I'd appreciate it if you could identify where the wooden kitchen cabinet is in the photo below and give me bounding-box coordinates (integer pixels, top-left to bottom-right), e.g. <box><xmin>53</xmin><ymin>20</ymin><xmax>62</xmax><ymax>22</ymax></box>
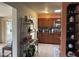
<box><xmin>37</xmin><ymin>32</ymin><xmax>60</xmax><ymax>44</ymax></box>
<box><xmin>38</xmin><ymin>18</ymin><xmax>44</xmax><ymax>28</ymax></box>
<box><xmin>38</xmin><ymin>18</ymin><xmax>54</xmax><ymax>28</ymax></box>
<box><xmin>38</xmin><ymin>32</ymin><xmax>47</xmax><ymax>43</ymax></box>
<box><xmin>38</xmin><ymin>18</ymin><xmax>61</xmax><ymax>44</ymax></box>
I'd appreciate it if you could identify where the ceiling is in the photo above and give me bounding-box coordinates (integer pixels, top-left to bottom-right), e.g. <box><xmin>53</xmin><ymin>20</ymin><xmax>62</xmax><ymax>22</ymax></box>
<box><xmin>24</xmin><ymin>2</ymin><xmax>61</xmax><ymax>13</ymax></box>
<box><xmin>6</xmin><ymin>2</ymin><xmax>61</xmax><ymax>13</ymax></box>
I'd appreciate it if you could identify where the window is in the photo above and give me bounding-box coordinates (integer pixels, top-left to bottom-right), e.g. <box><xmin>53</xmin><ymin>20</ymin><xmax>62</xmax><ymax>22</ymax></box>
<box><xmin>6</xmin><ymin>21</ymin><xmax>12</xmax><ymax>47</ymax></box>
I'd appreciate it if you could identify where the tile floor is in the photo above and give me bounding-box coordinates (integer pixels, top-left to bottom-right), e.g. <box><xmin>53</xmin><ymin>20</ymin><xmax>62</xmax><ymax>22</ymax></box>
<box><xmin>36</xmin><ymin>43</ymin><xmax>60</xmax><ymax>57</ymax></box>
<box><xmin>0</xmin><ymin>43</ymin><xmax>60</xmax><ymax>57</ymax></box>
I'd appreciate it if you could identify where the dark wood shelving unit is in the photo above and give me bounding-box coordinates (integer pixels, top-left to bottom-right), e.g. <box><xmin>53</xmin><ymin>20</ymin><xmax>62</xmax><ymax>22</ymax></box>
<box><xmin>66</xmin><ymin>3</ymin><xmax>79</xmax><ymax>57</ymax></box>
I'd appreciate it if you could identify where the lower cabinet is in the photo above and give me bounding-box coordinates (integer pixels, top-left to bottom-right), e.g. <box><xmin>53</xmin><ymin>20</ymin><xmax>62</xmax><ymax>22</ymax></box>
<box><xmin>37</xmin><ymin>32</ymin><xmax>60</xmax><ymax>44</ymax></box>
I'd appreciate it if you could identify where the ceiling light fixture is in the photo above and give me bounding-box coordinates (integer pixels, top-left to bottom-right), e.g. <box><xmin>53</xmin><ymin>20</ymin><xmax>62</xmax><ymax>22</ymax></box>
<box><xmin>40</xmin><ymin>11</ymin><xmax>49</xmax><ymax>13</ymax></box>
<box><xmin>44</xmin><ymin>11</ymin><xmax>49</xmax><ymax>13</ymax></box>
<box><xmin>54</xmin><ymin>9</ymin><xmax>61</xmax><ymax>13</ymax></box>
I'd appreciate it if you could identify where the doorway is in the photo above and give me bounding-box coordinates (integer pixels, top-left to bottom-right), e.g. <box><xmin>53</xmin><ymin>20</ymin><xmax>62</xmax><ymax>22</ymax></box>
<box><xmin>6</xmin><ymin>2</ymin><xmax>62</xmax><ymax>57</ymax></box>
<box><xmin>0</xmin><ymin>3</ymin><xmax>17</xmax><ymax>57</ymax></box>
<box><xmin>37</xmin><ymin>15</ymin><xmax>61</xmax><ymax>57</ymax></box>
<box><xmin>0</xmin><ymin>18</ymin><xmax>12</xmax><ymax>57</ymax></box>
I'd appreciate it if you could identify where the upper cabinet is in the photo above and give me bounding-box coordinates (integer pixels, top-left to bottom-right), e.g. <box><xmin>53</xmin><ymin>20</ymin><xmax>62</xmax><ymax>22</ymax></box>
<box><xmin>38</xmin><ymin>18</ymin><xmax>53</xmax><ymax>28</ymax></box>
<box><xmin>38</xmin><ymin>18</ymin><xmax>60</xmax><ymax>28</ymax></box>
<box><xmin>38</xmin><ymin>13</ymin><xmax>61</xmax><ymax>28</ymax></box>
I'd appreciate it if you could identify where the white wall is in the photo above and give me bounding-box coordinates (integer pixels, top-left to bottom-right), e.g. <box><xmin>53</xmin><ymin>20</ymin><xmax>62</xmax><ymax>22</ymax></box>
<box><xmin>12</xmin><ymin>8</ymin><xmax>17</xmax><ymax>57</ymax></box>
<box><xmin>20</xmin><ymin>6</ymin><xmax>38</xmax><ymax>40</ymax></box>
<box><xmin>0</xmin><ymin>3</ymin><xmax>12</xmax><ymax>18</ymax></box>
<box><xmin>0</xmin><ymin>20</ymin><xmax>2</xmax><ymax>43</ymax></box>
<box><xmin>17</xmin><ymin>5</ymin><xmax>38</xmax><ymax>57</ymax></box>
<box><xmin>21</xmin><ymin>6</ymin><xmax>38</xmax><ymax>31</ymax></box>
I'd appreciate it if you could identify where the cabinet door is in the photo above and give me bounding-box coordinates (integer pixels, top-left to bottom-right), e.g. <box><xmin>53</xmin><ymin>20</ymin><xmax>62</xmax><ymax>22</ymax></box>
<box><xmin>48</xmin><ymin>18</ymin><xmax>54</xmax><ymax>28</ymax></box>
<box><xmin>45</xmin><ymin>18</ymin><xmax>55</xmax><ymax>28</ymax></box>
<box><xmin>45</xmin><ymin>18</ymin><xmax>49</xmax><ymax>28</ymax></box>
<box><xmin>38</xmin><ymin>32</ymin><xmax>48</xmax><ymax>43</ymax></box>
<box><xmin>39</xmin><ymin>18</ymin><xmax>49</xmax><ymax>28</ymax></box>
<box><xmin>43</xmin><ymin>18</ymin><xmax>53</xmax><ymax>28</ymax></box>
<box><xmin>38</xmin><ymin>18</ymin><xmax>44</xmax><ymax>28</ymax></box>
<box><xmin>45</xmin><ymin>33</ymin><xmax>53</xmax><ymax>44</ymax></box>
<box><xmin>38</xmin><ymin>18</ymin><xmax>57</xmax><ymax>28</ymax></box>
<box><xmin>37</xmin><ymin>32</ymin><xmax>42</xmax><ymax>42</ymax></box>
